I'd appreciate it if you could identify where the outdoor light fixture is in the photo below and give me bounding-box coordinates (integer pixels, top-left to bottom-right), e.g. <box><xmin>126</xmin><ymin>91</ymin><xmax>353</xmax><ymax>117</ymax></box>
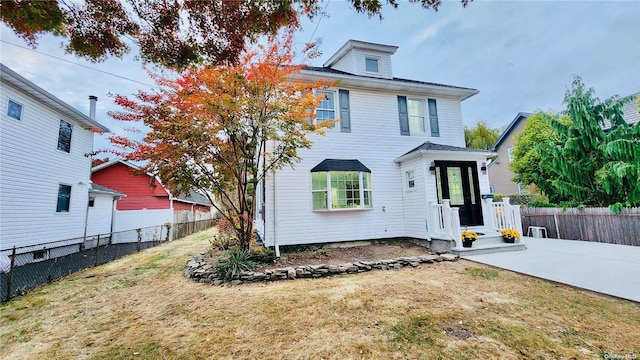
<box><xmin>481</xmin><ymin>162</ymin><xmax>487</xmax><ymax>174</ymax></box>
<box><xmin>429</xmin><ymin>162</ymin><xmax>436</xmax><ymax>175</ymax></box>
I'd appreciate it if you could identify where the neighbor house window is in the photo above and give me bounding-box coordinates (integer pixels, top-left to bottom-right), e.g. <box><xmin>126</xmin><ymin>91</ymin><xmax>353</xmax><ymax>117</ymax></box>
<box><xmin>57</xmin><ymin>120</ymin><xmax>73</xmax><ymax>152</ymax></box>
<box><xmin>311</xmin><ymin>159</ymin><xmax>372</xmax><ymax>210</ymax></box>
<box><xmin>406</xmin><ymin>170</ymin><xmax>415</xmax><ymax>189</ymax></box>
<box><xmin>365</xmin><ymin>57</ymin><xmax>379</xmax><ymax>73</ymax></box>
<box><xmin>507</xmin><ymin>147</ymin><xmax>514</xmax><ymax>162</ymax></box>
<box><xmin>7</xmin><ymin>99</ymin><xmax>22</xmax><ymax>120</ymax></box>
<box><xmin>408</xmin><ymin>99</ymin><xmax>426</xmax><ymax>133</ymax></box>
<box><xmin>315</xmin><ymin>90</ymin><xmax>335</xmax><ymax>127</ymax></box>
<box><xmin>57</xmin><ymin>184</ymin><xmax>71</xmax><ymax>212</ymax></box>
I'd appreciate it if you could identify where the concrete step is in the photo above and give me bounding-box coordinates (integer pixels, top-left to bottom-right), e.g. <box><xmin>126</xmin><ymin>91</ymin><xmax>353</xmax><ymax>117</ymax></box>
<box><xmin>452</xmin><ymin>241</ymin><xmax>527</xmax><ymax>256</ymax></box>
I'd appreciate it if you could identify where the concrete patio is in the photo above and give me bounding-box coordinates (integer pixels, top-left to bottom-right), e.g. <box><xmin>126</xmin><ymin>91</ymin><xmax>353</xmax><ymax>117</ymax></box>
<box><xmin>462</xmin><ymin>236</ymin><xmax>640</xmax><ymax>302</ymax></box>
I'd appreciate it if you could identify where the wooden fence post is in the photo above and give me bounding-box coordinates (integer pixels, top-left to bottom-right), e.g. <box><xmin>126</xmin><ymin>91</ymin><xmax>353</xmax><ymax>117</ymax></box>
<box><xmin>136</xmin><ymin>229</ymin><xmax>142</xmax><ymax>252</ymax></box>
<box><xmin>165</xmin><ymin>224</ymin><xmax>171</xmax><ymax>242</ymax></box>
<box><xmin>5</xmin><ymin>247</ymin><xmax>16</xmax><ymax>302</ymax></box>
<box><xmin>94</xmin><ymin>234</ymin><xmax>100</xmax><ymax>267</ymax></box>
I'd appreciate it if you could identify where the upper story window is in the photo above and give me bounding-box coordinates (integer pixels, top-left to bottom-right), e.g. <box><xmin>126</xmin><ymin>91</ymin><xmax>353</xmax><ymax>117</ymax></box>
<box><xmin>398</xmin><ymin>96</ymin><xmax>439</xmax><ymax>136</ymax></box>
<box><xmin>365</xmin><ymin>57</ymin><xmax>379</xmax><ymax>73</ymax></box>
<box><xmin>57</xmin><ymin>184</ymin><xmax>72</xmax><ymax>212</ymax></box>
<box><xmin>311</xmin><ymin>159</ymin><xmax>372</xmax><ymax>211</ymax></box>
<box><xmin>408</xmin><ymin>99</ymin><xmax>426</xmax><ymax>133</ymax></box>
<box><xmin>406</xmin><ymin>170</ymin><xmax>415</xmax><ymax>189</ymax></box>
<box><xmin>57</xmin><ymin>119</ymin><xmax>73</xmax><ymax>153</ymax></box>
<box><xmin>7</xmin><ymin>99</ymin><xmax>23</xmax><ymax>120</ymax></box>
<box><xmin>507</xmin><ymin>147</ymin><xmax>514</xmax><ymax>162</ymax></box>
<box><xmin>315</xmin><ymin>90</ymin><xmax>336</xmax><ymax>127</ymax></box>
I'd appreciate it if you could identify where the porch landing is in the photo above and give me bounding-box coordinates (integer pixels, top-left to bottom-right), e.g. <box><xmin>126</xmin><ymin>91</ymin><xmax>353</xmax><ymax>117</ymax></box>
<box><xmin>451</xmin><ymin>229</ymin><xmax>527</xmax><ymax>256</ymax></box>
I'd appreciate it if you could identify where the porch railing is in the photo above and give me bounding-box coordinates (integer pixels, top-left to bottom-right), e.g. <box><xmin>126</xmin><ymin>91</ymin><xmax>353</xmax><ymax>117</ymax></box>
<box><xmin>429</xmin><ymin>200</ymin><xmax>463</xmax><ymax>248</ymax></box>
<box><xmin>490</xmin><ymin>197</ymin><xmax>523</xmax><ymax>235</ymax></box>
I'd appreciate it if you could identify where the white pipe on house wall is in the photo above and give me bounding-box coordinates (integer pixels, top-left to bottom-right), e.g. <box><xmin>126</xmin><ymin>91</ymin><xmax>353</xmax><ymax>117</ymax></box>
<box><xmin>274</xmin><ymin>168</ymin><xmax>280</xmax><ymax>258</ymax></box>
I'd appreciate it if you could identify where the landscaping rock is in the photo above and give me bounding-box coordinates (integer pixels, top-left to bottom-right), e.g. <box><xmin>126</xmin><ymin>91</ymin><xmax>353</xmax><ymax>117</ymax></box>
<box><xmin>184</xmin><ymin>248</ymin><xmax>457</xmax><ymax>285</ymax></box>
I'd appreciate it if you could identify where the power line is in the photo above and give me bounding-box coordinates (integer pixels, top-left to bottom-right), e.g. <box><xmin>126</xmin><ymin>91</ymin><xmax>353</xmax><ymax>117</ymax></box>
<box><xmin>0</xmin><ymin>40</ymin><xmax>157</xmax><ymax>88</ymax></box>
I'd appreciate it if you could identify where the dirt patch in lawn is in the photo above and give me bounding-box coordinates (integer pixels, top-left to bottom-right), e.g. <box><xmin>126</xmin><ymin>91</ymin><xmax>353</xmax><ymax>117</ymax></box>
<box><xmin>271</xmin><ymin>241</ymin><xmax>433</xmax><ymax>268</ymax></box>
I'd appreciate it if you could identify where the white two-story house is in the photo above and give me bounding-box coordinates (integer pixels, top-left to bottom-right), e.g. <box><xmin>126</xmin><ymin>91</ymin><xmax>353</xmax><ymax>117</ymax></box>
<box><xmin>1</xmin><ymin>64</ymin><xmax>111</xmax><ymax>265</ymax></box>
<box><xmin>255</xmin><ymin>40</ymin><xmax>522</xmax><ymax>254</ymax></box>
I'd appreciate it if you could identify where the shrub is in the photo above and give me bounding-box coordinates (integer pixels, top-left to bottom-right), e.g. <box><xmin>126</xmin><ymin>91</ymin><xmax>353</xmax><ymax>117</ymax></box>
<box><xmin>248</xmin><ymin>247</ymin><xmax>276</xmax><ymax>264</ymax></box>
<box><xmin>215</xmin><ymin>249</ymin><xmax>257</xmax><ymax>281</ymax></box>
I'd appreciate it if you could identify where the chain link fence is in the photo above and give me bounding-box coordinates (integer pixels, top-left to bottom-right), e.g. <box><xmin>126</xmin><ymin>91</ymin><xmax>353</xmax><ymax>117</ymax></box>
<box><xmin>1</xmin><ymin>219</ymin><xmax>216</xmax><ymax>302</ymax></box>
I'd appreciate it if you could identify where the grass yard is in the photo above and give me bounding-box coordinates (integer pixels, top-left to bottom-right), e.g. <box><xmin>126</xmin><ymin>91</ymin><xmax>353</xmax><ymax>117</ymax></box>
<box><xmin>1</xmin><ymin>228</ymin><xmax>639</xmax><ymax>359</ymax></box>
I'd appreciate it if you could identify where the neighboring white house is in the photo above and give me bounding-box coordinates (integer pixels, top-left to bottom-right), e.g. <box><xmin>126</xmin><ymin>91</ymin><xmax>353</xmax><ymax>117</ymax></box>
<box><xmin>0</xmin><ymin>63</ymin><xmax>110</xmax><ymax>263</ymax></box>
<box><xmin>255</xmin><ymin>40</ymin><xmax>521</xmax><ymax>254</ymax></box>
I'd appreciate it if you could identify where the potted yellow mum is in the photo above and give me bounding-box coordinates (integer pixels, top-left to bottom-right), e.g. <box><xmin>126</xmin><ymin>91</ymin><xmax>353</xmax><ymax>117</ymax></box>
<box><xmin>461</xmin><ymin>230</ymin><xmax>478</xmax><ymax>248</ymax></box>
<box><xmin>500</xmin><ymin>228</ymin><xmax>521</xmax><ymax>243</ymax></box>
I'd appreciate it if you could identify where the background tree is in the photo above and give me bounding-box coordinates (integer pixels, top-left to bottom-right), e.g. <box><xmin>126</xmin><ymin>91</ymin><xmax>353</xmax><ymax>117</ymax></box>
<box><xmin>1</xmin><ymin>0</ymin><xmax>471</xmax><ymax>68</ymax></box>
<box><xmin>509</xmin><ymin>112</ymin><xmax>564</xmax><ymax>203</ymax></box>
<box><xmin>536</xmin><ymin>77</ymin><xmax>639</xmax><ymax>208</ymax></box>
<box><xmin>464</xmin><ymin>121</ymin><xmax>500</xmax><ymax>150</ymax></box>
<box><xmin>108</xmin><ymin>34</ymin><xmax>332</xmax><ymax>250</ymax></box>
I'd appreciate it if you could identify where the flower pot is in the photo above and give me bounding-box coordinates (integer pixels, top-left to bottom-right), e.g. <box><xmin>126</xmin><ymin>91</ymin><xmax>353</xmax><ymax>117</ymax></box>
<box><xmin>503</xmin><ymin>237</ymin><xmax>516</xmax><ymax>243</ymax></box>
<box><xmin>462</xmin><ymin>239</ymin><xmax>474</xmax><ymax>248</ymax></box>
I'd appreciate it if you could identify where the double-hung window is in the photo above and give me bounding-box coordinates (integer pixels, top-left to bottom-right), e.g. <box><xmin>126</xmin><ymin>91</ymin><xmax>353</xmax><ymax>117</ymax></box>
<box><xmin>408</xmin><ymin>99</ymin><xmax>426</xmax><ymax>133</ymax></box>
<box><xmin>311</xmin><ymin>159</ymin><xmax>372</xmax><ymax>210</ymax></box>
<box><xmin>315</xmin><ymin>90</ymin><xmax>335</xmax><ymax>127</ymax></box>
<box><xmin>406</xmin><ymin>170</ymin><xmax>415</xmax><ymax>189</ymax></box>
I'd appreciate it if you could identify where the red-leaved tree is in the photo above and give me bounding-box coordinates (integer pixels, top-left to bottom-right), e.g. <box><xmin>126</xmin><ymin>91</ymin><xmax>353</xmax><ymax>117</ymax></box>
<box><xmin>108</xmin><ymin>34</ymin><xmax>332</xmax><ymax>250</ymax></box>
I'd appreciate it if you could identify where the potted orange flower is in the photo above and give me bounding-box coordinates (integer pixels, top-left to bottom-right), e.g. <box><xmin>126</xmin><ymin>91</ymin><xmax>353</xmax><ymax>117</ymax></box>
<box><xmin>461</xmin><ymin>230</ymin><xmax>478</xmax><ymax>248</ymax></box>
<box><xmin>500</xmin><ymin>228</ymin><xmax>521</xmax><ymax>243</ymax></box>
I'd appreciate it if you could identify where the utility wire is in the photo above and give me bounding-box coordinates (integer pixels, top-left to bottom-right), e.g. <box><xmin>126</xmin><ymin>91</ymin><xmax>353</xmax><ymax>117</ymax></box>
<box><xmin>0</xmin><ymin>40</ymin><xmax>157</xmax><ymax>88</ymax></box>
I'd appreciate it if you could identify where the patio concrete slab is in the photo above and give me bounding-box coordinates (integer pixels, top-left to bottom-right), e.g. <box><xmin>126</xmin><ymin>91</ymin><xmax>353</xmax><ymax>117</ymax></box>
<box><xmin>462</xmin><ymin>237</ymin><xmax>640</xmax><ymax>302</ymax></box>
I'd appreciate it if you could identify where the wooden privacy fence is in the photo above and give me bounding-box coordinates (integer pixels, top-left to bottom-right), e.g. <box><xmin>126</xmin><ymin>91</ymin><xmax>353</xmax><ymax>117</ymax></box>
<box><xmin>521</xmin><ymin>207</ymin><xmax>640</xmax><ymax>246</ymax></box>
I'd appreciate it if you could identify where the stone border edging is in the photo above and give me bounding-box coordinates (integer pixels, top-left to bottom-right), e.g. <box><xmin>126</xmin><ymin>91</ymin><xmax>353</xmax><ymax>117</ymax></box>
<box><xmin>184</xmin><ymin>253</ymin><xmax>459</xmax><ymax>285</ymax></box>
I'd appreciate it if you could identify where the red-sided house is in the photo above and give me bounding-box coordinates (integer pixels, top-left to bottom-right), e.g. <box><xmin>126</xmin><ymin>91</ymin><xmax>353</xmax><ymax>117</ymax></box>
<box><xmin>91</xmin><ymin>159</ymin><xmax>212</xmax><ymax>232</ymax></box>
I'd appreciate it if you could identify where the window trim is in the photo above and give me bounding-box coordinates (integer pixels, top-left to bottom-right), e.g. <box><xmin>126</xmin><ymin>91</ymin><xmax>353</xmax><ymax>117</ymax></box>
<box><xmin>56</xmin><ymin>184</ymin><xmax>72</xmax><ymax>213</ymax></box>
<box><xmin>408</xmin><ymin>98</ymin><xmax>426</xmax><ymax>134</ymax></box>
<box><xmin>311</xmin><ymin>171</ymin><xmax>373</xmax><ymax>211</ymax></box>
<box><xmin>7</xmin><ymin>99</ymin><xmax>23</xmax><ymax>121</ymax></box>
<box><xmin>507</xmin><ymin>147</ymin><xmax>514</xmax><ymax>162</ymax></box>
<box><xmin>314</xmin><ymin>89</ymin><xmax>337</xmax><ymax>128</ymax></box>
<box><xmin>364</xmin><ymin>56</ymin><xmax>380</xmax><ymax>73</ymax></box>
<box><xmin>57</xmin><ymin>119</ymin><xmax>73</xmax><ymax>153</ymax></box>
<box><xmin>406</xmin><ymin>170</ymin><xmax>416</xmax><ymax>190</ymax></box>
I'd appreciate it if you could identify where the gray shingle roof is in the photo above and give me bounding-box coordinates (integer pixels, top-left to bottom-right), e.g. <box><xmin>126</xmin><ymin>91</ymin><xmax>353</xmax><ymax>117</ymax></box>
<box><xmin>310</xmin><ymin>159</ymin><xmax>371</xmax><ymax>173</ymax></box>
<box><xmin>491</xmin><ymin>112</ymin><xmax>532</xmax><ymax>151</ymax></box>
<box><xmin>303</xmin><ymin>66</ymin><xmax>478</xmax><ymax>92</ymax></box>
<box><xmin>401</xmin><ymin>141</ymin><xmax>494</xmax><ymax>157</ymax></box>
<box><xmin>89</xmin><ymin>183</ymin><xmax>124</xmax><ymax>197</ymax></box>
<box><xmin>621</xmin><ymin>92</ymin><xmax>640</xmax><ymax>125</ymax></box>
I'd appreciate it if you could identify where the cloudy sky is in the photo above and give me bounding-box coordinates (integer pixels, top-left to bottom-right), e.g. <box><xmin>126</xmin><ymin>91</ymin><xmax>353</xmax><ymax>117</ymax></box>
<box><xmin>1</xmin><ymin>1</ymin><xmax>639</xmax><ymax>152</ymax></box>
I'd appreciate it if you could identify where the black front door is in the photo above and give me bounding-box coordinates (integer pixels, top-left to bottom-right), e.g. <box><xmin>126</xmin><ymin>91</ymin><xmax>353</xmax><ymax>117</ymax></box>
<box><xmin>435</xmin><ymin>161</ymin><xmax>483</xmax><ymax>226</ymax></box>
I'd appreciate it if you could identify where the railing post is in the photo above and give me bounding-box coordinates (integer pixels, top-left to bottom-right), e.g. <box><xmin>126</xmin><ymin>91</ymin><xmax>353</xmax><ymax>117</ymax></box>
<box><xmin>6</xmin><ymin>247</ymin><xmax>16</xmax><ymax>302</ymax></box>
<box><xmin>482</xmin><ymin>198</ymin><xmax>496</xmax><ymax>232</ymax></box>
<box><xmin>136</xmin><ymin>228</ymin><xmax>142</xmax><ymax>252</ymax></box>
<box><xmin>451</xmin><ymin>208</ymin><xmax>462</xmax><ymax>248</ymax></box>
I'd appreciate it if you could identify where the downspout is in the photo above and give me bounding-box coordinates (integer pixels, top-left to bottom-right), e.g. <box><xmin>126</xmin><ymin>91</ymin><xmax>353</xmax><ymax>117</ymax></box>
<box><xmin>83</xmin><ymin>96</ymin><xmax>98</xmax><ymax>245</ymax></box>
<box><xmin>273</xmin><ymin>167</ymin><xmax>280</xmax><ymax>258</ymax></box>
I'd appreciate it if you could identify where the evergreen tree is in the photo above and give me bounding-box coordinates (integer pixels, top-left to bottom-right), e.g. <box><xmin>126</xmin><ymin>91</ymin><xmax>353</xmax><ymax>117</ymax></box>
<box><xmin>538</xmin><ymin>77</ymin><xmax>639</xmax><ymax>208</ymax></box>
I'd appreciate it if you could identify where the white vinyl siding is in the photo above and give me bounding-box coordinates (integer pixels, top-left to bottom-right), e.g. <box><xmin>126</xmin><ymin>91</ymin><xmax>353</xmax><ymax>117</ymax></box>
<box><xmin>0</xmin><ymin>82</ymin><xmax>94</xmax><ymax>249</ymax></box>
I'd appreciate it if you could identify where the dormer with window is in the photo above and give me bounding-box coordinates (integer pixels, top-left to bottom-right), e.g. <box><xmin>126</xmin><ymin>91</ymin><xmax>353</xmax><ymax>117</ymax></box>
<box><xmin>323</xmin><ymin>40</ymin><xmax>398</xmax><ymax>79</ymax></box>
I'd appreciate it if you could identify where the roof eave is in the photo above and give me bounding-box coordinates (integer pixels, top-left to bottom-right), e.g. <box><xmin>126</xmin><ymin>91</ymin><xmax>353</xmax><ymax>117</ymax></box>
<box><xmin>395</xmin><ymin>149</ymin><xmax>496</xmax><ymax>163</ymax></box>
<box><xmin>292</xmin><ymin>70</ymin><xmax>479</xmax><ymax>100</ymax></box>
<box><xmin>1</xmin><ymin>63</ymin><xmax>110</xmax><ymax>133</ymax></box>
